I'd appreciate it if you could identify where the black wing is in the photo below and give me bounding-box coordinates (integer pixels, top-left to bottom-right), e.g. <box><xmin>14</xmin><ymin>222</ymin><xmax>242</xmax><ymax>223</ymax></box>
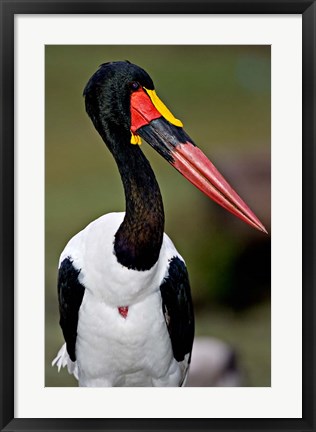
<box><xmin>159</xmin><ymin>256</ymin><xmax>195</xmax><ymax>363</ymax></box>
<box><xmin>57</xmin><ymin>257</ymin><xmax>85</xmax><ymax>362</ymax></box>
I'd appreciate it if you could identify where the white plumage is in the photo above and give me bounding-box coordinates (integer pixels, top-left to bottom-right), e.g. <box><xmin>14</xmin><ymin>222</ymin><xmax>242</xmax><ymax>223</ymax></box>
<box><xmin>53</xmin><ymin>212</ymin><xmax>189</xmax><ymax>386</ymax></box>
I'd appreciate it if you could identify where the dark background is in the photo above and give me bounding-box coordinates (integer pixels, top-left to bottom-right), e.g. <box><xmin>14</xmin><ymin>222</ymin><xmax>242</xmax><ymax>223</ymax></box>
<box><xmin>45</xmin><ymin>45</ymin><xmax>271</xmax><ymax>387</ymax></box>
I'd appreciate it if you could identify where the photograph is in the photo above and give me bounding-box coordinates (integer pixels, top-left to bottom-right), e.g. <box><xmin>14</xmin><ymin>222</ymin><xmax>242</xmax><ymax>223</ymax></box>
<box><xmin>45</xmin><ymin>45</ymin><xmax>271</xmax><ymax>388</ymax></box>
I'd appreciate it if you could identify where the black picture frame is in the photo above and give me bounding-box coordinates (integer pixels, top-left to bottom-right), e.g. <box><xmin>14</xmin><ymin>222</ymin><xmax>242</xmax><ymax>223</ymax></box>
<box><xmin>0</xmin><ymin>1</ymin><xmax>315</xmax><ymax>431</ymax></box>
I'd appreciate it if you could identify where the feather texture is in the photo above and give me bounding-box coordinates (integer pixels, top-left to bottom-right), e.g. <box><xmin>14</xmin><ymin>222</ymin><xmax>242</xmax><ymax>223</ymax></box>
<box><xmin>54</xmin><ymin>212</ymin><xmax>193</xmax><ymax>386</ymax></box>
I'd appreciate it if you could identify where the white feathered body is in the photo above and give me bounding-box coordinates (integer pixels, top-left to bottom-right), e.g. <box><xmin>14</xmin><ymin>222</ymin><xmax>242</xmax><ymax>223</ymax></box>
<box><xmin>53</xmin><ymin>212</ymin><xmax>188</xmax><ymax>387</ymax></box>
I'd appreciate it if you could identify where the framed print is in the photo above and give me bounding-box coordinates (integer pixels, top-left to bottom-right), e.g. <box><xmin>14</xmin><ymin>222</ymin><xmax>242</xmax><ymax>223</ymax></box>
<box><xmin>1</xmin><ymin>1</ymin><xmax>315</xmax><ymax>431</ymax></box>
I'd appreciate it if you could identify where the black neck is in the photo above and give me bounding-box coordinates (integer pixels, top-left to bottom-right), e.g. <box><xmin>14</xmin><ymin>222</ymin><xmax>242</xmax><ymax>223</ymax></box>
<box><xmin>104</xmin><ymin>129</ymin><xmax>165</xmax><ymax>271</ymax></box>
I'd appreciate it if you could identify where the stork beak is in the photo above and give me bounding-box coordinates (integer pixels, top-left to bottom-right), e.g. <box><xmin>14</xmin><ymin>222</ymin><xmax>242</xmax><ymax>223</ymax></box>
<box><xmin>130</xmin><ymin>88</ymin><xmax>267</xmax><ymax>233</ymax></box>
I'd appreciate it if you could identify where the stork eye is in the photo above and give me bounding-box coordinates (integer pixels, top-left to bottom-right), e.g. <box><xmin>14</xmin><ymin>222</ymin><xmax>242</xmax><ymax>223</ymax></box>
<box><xmin>130</xmin><ymin>81</ymin><xmax>140</xmax><ymax>91</ymax></box>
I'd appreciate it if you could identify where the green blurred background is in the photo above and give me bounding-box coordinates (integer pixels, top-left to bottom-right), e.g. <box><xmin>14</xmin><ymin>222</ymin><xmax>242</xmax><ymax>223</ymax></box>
<box><xmin>45</xmin><ymin>45</ymin><xmax>271</xmax><ymax>387</ymax></box>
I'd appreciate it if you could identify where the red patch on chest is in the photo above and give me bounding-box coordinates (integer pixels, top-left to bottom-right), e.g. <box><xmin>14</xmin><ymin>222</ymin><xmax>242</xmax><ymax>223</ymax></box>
<box><xmin>118</xmin><ymin>306</ymin><xmax>129</xmax><ymax>319</ymax></box>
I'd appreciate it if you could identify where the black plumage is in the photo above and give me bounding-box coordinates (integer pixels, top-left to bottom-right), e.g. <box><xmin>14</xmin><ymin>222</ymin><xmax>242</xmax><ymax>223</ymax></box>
<box><xmin>58</xmin><ymin>257</ymin><xmax>85</xmax><ymax>361</ymax></box>
<box><xmin>160</xmin><ymin>256</ymin><xmax>194</xmax><ymax>363</ymax></box>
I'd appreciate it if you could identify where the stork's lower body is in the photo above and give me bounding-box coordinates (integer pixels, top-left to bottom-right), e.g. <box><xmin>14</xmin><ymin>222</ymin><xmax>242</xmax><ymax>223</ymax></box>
<box><xmin>53</xmin><ymin>212</ymin><xmax>192</xmax><ymax>387</ymax></box>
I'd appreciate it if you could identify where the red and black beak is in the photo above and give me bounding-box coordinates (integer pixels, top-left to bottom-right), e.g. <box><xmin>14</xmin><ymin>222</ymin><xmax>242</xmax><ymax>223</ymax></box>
<box><xmin>130</xmin><ymin>87</ymin><xmax>267</xmax><ymax>233</ymax></box>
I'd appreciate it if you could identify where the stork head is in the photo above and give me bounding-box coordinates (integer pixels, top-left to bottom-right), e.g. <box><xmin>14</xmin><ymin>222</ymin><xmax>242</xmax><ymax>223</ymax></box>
<box><xmin>83</xmin><ymin>61</ymin><xmax>267</xmax><ymax>233</ymax></box>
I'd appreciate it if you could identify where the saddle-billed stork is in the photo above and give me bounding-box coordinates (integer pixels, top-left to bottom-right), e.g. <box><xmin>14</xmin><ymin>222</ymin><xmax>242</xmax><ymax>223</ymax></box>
<box><xmin>52</xmin><ymin>61</ymin><xmax>266</xmax><ymax>387</ymax></box>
